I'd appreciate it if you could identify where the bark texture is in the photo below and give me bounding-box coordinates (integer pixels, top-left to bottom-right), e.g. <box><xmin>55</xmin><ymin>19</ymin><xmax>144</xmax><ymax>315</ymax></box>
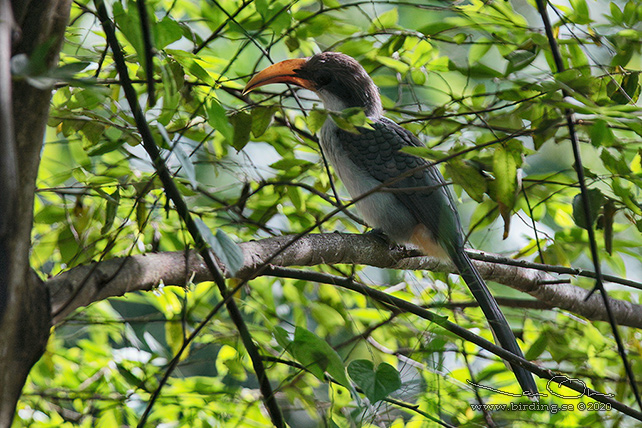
<box><xmin>0</xmin><ymin>1</ymin><xmax>72</xmax><ymax>426</ymax></box>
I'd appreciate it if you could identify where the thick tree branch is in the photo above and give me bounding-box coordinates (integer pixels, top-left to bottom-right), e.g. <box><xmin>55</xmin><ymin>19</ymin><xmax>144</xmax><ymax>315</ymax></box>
<box><xmin>48</xmin><ymin>233</ymin><xmax>642</xmax><ymax>328</ymax></box>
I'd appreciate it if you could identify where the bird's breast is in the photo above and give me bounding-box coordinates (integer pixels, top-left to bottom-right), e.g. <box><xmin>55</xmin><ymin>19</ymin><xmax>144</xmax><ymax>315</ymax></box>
<box><xmin>318</xmin><ymin>120</ymin><xmax>417</xmax><ymax>243</ymax></box>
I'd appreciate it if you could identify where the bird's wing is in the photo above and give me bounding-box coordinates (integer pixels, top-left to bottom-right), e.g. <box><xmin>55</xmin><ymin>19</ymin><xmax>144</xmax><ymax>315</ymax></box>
<box><xmin>337</xmin><ymin>117</ymin><xmax>464</xmax><ymax>254</ymax></box>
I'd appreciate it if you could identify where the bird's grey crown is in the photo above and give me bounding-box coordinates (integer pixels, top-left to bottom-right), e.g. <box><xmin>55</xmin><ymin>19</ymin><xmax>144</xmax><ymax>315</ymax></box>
<box><xmin>295</xmin><ymin>52</ymin><xmax>383</xmax><ymax>118</ymax></box>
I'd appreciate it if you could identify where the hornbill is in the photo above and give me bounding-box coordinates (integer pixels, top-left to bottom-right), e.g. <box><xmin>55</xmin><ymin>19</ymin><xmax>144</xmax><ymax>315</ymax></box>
<box><xmin>243</xmin><ymin>52</ymin><xmax>538</xmax><ymax>399</ymax></box>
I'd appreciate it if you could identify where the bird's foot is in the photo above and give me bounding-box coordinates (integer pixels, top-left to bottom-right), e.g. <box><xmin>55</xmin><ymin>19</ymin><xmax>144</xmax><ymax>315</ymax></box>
<box><xmin>365</xmin><ymin>229</ymin><xmax>412</xmax><ymax>261</ymax></box>
<box><xmin>365</xmin><ymin>228</ymin><xmax>401</xmax><ymax>249</ymax></box>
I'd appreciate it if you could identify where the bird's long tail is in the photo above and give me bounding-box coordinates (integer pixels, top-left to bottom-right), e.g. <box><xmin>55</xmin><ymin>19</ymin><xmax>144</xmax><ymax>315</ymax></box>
<box><xmin>450</xmin><ymin>249</ymin><xmax>539</xmax><ymax>400</ymax></box>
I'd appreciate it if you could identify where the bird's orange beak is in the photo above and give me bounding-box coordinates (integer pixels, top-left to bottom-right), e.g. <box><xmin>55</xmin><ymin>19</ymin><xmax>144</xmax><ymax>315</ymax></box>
<box><xmin>243</xmin><ymin>58</ymin><xmax>312</xmax><ymax>95</ymax></box>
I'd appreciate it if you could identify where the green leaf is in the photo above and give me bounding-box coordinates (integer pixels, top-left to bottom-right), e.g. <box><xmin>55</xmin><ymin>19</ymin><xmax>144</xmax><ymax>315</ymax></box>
<box><xmin>68</xmin><ymin>139</ymin><xmax>91</xmax><ymax>170</ymax></box>
<box><xmin>611</xmin><ymin>30</ymin><xmax>638</xmax><ymax>66</ymax></box>
<box><xmin>269</xmin><ymin>158</ymin><xmax>315</xmax><ymax>171</ymax></box>
<box><xmin>525</xmin><ymin>333</ymin><xmax>548</xmax><ymax>360</ymax></box>
<box><xmin>274</xmin><ymin>326</ymin><xmax>292</xmax><ymax>351</ymax></box>
<box><xmin>34</xmin><ymin>205</ymin><xmax>67</xmax><ymax>224</ymax></box>
<box><xmin>612</xmin><ymin>178</ymin><xmax>642</xmax><ymax>215</ymax></box>
<box><xmin>216</xmin><ymin>345</ymin><xmax>247</xmax><ymax>380</ymax></box>
<box><xmin>609</xmin><ymin>2</ymin><xmax>623</xmax><ymax>23</ymax></box>
<box><xmin>167</xmin><ymin>49</ymin><xmax>215</xmax><ymax>86</ymax></box>
<box><xmin>600</xmin><ymin>148</ymin><xmax>631</xmax><ymax>176</ymax></box>
<box><xmin>588</xmin><ymin>120</ymin><xmax>615</xmax><ymax>147</ymax></box>
<box><xmin>57</xmin><ymin>225</ymin><xmax>79</xmax><ymax>265</ymax></box>
<box><xmin>254</xmin><ymin>0</ymin><xmax>269</xmax><ymax>18</ymax></box>
<box><xmin>411</xmin><ymin>68</ymin><xmax>426</xmax><ymax>85</ymax></box>
<box><xmin>373</xmin><ymin>8</ymin><xmax>398</xmax><ymax>29</ymax></box>
<box><xmin>602</xmin><ymin>200</ymin><xmax>616</xmax><ymax>255</ymax></box>
<box><xmin>623</xmin><ymin>1</ymin><xmax>637</xmax><ymax>26</ymax></box>
<box><xmin>400</xmin><ymin>145</ymin><xmax>440</xmax><ymax>159</ymax></box>
<box><xmin>229</xmin><ymin>110</ymin><xmax>252</xmax><ymax>151</ymax></box>
<box><xmin>570</xmin><ymin>0</ymin><xmax>590</xmax><ymax>24</ymax></box>
<box><xmin>310</xmin><ymin>303</ymin><xmax>343</xmax><ymax>332</ymax></box>
<box><xmin>158</xmin><ymin>60</ymin><xmax>182</xmax><ymax>125</ymax></box>
<box><xmin>285</xmin><ymin>36</ymin><xmax>300</xmax><ymax>52</ymax></box>
<box><xmin>87</xmin><ymin>138</ymin><xmax>124</xmax><ymax>157</ymax></box>
<box><xmin>214</xmin><ymin>229</ymin><xmax>244</xmax><ymax>275</ymax></box>
<box><xmin>173</xmin><ymin>142</ymin><xmax>198</xmax><ymax>189</ymax></box>
<box><xmin>418</xmin><ymin>21</ymin><xmax>455</xmax><ymax>36</ymax></box>
<box><xmin>348</xmin><ymin>360</ymin><xmax>401</xmax><ymax>403</ymax></box>
<box><xmin>448</xmin><ymin>59</ymin><xmax>503</xmax><ymax>78</ymax></box>
<box><xmin>307</xmin><ymin>108</ymin><xmax>328</xmax><ymax>134</ymax></box>
<box><xmin>193</xmin><ymin>219</ymin><xmax>244</xmax><ymax>276</ymax></box>
<box><xmin>78</xmin><ymin>121</ymin><xmax>105</xmax><ymax>146</ymax></box>
<box><xmin>453</xmin><ymin>33</ymin><xmax>467</xmax><ymax>45</ymax></box>
<box><xmin>287</xmin><ymin>186</ymin><xmax>305</xmax><ymax>212</ymax></box>
<box><xmin>52</xmin><ymin>62</ymin><xmax>91</xmax><ymax>79</ymax></box>
<box><xmin>205</xmin><ymin>98</ymin><xmax>234</xmax><ymax>142</ymax></box>
<box><xmin>607</xmin><ymin>72</ymin><xmax>640</xmax><ymax>105</ymax></box>
<box><xmin>165</xmin><ymin>317</ymin><xmax>188</xmax><ymax>360</ymax></box>
<box><xmin>251</xmin><ymin>105</ymin><xmax>277</xmax><ymax>138</ymax></box>
<box><xmin>554</xmin><ymin>69</ymin><xmax>594</xmax><ymax>96</ymax></box>
<box><xmin>101</xmin><ymin>188</ymin><xmax>120</xmax><ymax>235</ymax></box>
<box><xmin>136</xmin><ymin>198</ymin><xmax>147</xmax><ymax>232</ymax></box>
<box><xmin>567</xmin><ymin>43</ymin><xmax>589</xmax><ymax>72</ymax></box>
<box><xmin>376</xmin><ymin>56</ymin><xmax>409</xmax><ymax>74</ymax></box>
<box><xmin>488</xmin><ymin>140</ymin><xmax>523</xmax><ymax>238</ymax></box>
<box><xmin>468</xmin><ymin>37</ymin><xmax>491</xmax><ymax>65</ymax></box>
<box><xmin>329</xmin><ymin>108</ymin><xmax>370</xmax><ymax>134</ymax></box>
<box><xmin>445</xmin><ymin>159</ymin><xmax>488</xmax><ymax>203</ymax></box>
<box><xmin>287</xmin><ymin>327</ymin><xmax>349</xmax><ymax>387</ymax></box>
<box><xmin>505</xmin><ymin>49</ymin><xmax>537</xmax><ymax>74</ymax></box>
<box><xmin>572</xmin><ymin>189</ymin><xmax>604</xmax><ymax>230</ymax></box>
<box><xmin>153</xmin><ymin>16</ymin><xmax>183</xmax><ymax>50</ymax></box>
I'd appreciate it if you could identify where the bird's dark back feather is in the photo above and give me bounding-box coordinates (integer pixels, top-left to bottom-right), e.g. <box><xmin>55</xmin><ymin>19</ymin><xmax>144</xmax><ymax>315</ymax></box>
<box><xmin>335</xmin><ymin>117</ymin><xmax>465</xmax><ymax>255</ymax></box>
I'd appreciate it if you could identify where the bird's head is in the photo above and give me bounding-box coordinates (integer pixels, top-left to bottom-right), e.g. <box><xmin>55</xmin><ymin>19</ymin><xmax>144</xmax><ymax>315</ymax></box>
<box><xmin>243</xmin><ymin>52</ymin><xmax>382</xmax><ymax>118</ymax></box>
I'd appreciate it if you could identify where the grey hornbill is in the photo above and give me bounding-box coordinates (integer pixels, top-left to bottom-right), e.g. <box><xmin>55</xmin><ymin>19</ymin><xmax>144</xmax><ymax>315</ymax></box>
<box><xmin>243</xmin><ymin>52</ymin><xmax>539</xmax><ymax>398</ymax></box>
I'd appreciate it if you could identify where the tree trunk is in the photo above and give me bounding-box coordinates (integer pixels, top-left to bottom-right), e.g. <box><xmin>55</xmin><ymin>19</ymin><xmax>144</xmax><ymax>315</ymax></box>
<box><xmin>0</xmin><ymin>1</ymin><xmax>72</xmax><ymax>426</ymax></box>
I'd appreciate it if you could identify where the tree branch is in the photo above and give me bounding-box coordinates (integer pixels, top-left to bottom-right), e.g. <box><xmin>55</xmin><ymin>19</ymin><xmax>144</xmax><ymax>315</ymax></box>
<box><xmin>48</xmin><ymin>233</ymin><xmax>642</xmax><ymax>328</ymax></box>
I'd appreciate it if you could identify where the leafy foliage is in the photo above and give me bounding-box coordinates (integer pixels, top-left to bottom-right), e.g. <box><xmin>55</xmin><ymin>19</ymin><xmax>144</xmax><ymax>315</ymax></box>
<box><xmin>17</xmin><ymin>0</ymin><xmax>642</xmax><ymax>426</ymax></box>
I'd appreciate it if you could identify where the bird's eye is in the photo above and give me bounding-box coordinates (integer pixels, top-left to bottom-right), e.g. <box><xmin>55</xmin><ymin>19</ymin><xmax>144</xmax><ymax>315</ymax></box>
<box><xmin>316</xmin><ymin>72</ymin><xmax>332</xmax><ymax>87</ymax></box>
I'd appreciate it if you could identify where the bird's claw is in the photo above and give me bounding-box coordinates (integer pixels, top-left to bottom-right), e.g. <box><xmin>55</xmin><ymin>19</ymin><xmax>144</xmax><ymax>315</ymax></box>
<box><xmin>365</xmin><ymin>228</ymin><xmax>397</xmax><ymax>248</ymax></box>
